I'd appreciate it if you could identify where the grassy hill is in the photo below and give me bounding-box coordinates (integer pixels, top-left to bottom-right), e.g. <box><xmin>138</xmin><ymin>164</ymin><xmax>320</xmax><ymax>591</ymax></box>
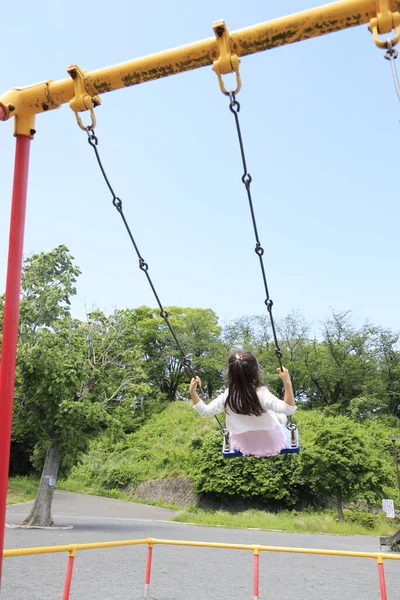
<box><xmin>12</xmin><ymin>401</ymin><xmax>400</xmax><ymax>537</ymax></box>
<box><xmin>65</xmin><ymin>401</ymin><xmax>218</xmax><ymax>492</ymax></box>
<box><xmin>64</xmin><ymin>402</ymin><xmax>400</xmax><ymax>514</ymax></box>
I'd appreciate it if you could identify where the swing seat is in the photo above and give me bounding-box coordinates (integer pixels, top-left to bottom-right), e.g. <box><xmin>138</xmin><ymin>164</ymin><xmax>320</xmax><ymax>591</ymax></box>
<box><xmin>222</xmin><ymin>426</ymin><xmax>300</xmax><ymax>458</ymax></box>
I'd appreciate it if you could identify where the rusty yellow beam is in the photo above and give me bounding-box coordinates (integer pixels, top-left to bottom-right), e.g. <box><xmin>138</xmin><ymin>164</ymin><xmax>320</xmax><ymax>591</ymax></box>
<box><xmin>1</xmin><ymin>0</ymin><xmax>400</xmax><ymax>136</ymax></box>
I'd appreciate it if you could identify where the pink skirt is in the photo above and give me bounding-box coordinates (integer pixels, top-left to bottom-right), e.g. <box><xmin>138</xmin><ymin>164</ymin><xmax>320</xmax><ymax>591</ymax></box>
<box><xmin>231</xmin><ymin>426</ymin><xmax>286</xmax><ymax>458</ymax></box>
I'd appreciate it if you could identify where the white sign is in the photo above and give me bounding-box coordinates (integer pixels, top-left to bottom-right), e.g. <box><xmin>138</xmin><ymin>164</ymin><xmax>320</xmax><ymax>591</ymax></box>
<box><xmin>382</xmin><ymin>499</ymin><xmax>395</xmax><ymax>518</ymax></box>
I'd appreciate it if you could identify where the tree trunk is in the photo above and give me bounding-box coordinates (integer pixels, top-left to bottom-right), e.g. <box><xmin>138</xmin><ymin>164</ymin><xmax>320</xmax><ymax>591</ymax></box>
<box><xmin>22</xmin><ymin>443</ymin><xmax>61</xmax><ymax>527</ymax></box>
<box><xmin>336</xmin><ymin>489</ymin><xmax>345</xmax><ymax>522</ymax></box>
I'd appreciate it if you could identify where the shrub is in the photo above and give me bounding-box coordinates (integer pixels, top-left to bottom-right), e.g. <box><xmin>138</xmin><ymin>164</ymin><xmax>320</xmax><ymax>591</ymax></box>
<box><xmin>343</xmin><ymin>510</ymin><xmax>377</xmax><ymax>528</ymax></box>
<box><xmin>342</xmin><ymin>509</ymin><xmax>397</xmax><ymax>528</ymax></box>
<box><xmin>191</xmin><ymin>430</ymin><xmax>301</xmax><ymax>506</ymax></box>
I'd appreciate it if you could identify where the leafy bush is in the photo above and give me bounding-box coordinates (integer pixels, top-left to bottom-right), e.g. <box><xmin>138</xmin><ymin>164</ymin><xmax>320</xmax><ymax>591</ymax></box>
<box><xmin>100</xmin><ymin>461</ymin><xmax>142</xmax><ymax>488</ymax></box>
<box><xmin>191</xmin><ymin>429</ymin><xmax>301</xmax><ymax>506</ymax></box>
<box><xmin>343</xmin><ymin>510</ymin><xmax>378</xmax><ymax>528</ymax></box>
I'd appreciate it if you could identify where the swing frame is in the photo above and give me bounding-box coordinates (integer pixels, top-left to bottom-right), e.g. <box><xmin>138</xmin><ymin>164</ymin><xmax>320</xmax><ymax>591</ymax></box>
<box><xmin>0</xmin><ymin>0</ymin><xmax>399</xmax><ymax>582</ymax></box>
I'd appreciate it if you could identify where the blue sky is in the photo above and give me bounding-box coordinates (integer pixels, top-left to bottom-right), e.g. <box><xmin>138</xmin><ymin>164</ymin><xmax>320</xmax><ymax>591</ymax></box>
<box><xmin>0</xmin><ymin>0</ymin><xmax>399</xmax><ymax>334</ymax></box>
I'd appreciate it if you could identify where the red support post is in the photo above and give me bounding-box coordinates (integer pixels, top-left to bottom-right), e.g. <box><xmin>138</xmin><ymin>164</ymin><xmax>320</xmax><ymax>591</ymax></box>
<box><xmin>144</xmin><ymin>544</ymin><xmax>153</xmax><ymax>597</ymax></box>
<box><xmin>377</xmin><ymin>558</ymin><xmax>387</xmax><ymax>600</ymax></box>
<box><xmin>0</xmin><ymin>134</ymin><xmax>31</xmax><ymax>587</ymax></box>
<box><xmin>253</xmin><ymin>550</ymin><xmax>259</xmax><ymax>600</ymax></box>
<box><xmin>62</xmin><ymin>552</ymin><xmax>76</xmax><ymax>600</ymax></box>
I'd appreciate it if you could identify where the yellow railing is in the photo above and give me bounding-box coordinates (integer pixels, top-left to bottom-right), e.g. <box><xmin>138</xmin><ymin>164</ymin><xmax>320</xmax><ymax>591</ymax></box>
<box><xmin>3</xmin><ymin>537</ymin><xmax>399</xmax><ymax>599</ymax></box>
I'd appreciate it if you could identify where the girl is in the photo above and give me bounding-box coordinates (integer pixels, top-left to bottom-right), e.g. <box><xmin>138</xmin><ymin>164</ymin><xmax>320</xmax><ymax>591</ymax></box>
<box><xmin>189</xmin><ymin>350</ymin><xmax>296</xmax><ymax>457</ymax></box>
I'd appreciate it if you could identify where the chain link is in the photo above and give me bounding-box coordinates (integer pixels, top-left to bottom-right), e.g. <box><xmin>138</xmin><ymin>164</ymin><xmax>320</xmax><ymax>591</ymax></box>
<box><xmin>227</xmin><ymin>93</ymin><xmax>297</xmax><ymax>432</ymax></box>
<box><xmin>85</xmin><ymin>128</ymin><xmax>226</xmax><ymax>434</ymax></box>
<box><xmin>384</xmin><ymin>39</ymin><xmax>400</xmax><ymax>103</ymax></box>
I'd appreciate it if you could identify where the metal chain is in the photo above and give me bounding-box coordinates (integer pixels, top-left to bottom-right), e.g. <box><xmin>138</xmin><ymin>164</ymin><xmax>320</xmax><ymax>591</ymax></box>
<box><xmin>227</xmin><ymin>93</ymin><xmax>297</xmax><ymax>433</ymax></box>
<box><xmin>84</xmin><ymin>128</ymin><xmax>226</xmax><ymax>434</ymax></box>
<box><xmin>384</xmin><ymin>40</ymin><xmax>400</xmax><ymax>103</ymax></box>
<box><xmin>227</xmin><ymin>93</ymin><xmax>283</xmax><ymax>369</ymax></box>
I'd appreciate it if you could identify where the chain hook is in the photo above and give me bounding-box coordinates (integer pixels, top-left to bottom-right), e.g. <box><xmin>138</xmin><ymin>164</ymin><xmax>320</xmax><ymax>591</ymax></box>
<box><xmin>212</xmin><ymin>20</ymin><xmax>242</xmax><ymax>96</ymax></box>
<box><xmin>86</xmin><ymin>127</ymin><xmax>98</xmax><ymax>146</ymax></box>
<box><xmin>67</xmin><ymin>64</ymin><xmax>101</xmax><ymax>131</ymax></box>
<box><xmin>385</xmin><ymin>38</ymin><xmax>399</xmax><ymax>57</ymax></box>
<box><xmin>383</xmin><ymin>37</ymin><xmax>400</xmax><ymax>102</ymax></box>
<box><xmin>369</xmin><ymin>0</ymin><xmax>400</xmax><ymax>49</ymax></box>
<box><xmin>229</xmin><ymin>92</ymin><xmax>240</xmax><ymax>113</ymax></box>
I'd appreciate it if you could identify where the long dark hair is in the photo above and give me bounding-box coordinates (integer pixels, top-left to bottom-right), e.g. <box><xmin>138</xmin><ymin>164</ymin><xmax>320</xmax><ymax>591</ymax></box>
<box><xmin>225</xmin><ymin>350</ymin><xmax>265</xmax><ymax>416</ymax></box>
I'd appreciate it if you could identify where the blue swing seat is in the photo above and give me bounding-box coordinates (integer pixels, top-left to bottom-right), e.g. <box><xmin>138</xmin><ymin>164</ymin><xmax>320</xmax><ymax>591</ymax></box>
<box><xmin>222</xmin><ymin>426</ymin><xmax>300</xmax><ymax>458</ymax></box>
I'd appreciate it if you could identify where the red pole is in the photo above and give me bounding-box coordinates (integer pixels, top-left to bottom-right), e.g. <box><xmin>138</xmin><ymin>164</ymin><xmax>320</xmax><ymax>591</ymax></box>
<box><xmin>0</xmin><ymin>134</ymin><xmax>31</xmax><ymax>586</ymax></box>
<box><xmin>62</xmin><ymin>552</ymin><xmax>76</xmax><ymax>600</ymax></box>
<box><xmin>253</xmin><ymin>550</ymin><xmax>259</xmax><ymax>600</ymax></box>
<box><xmin>144</xmin><ymin>544</ymin><xmax>153</xmax><ymax>597</ymax></box>
<box><xmin>377</xmin><ymin>558</ymin><xmax>387</xmax><ymax>600</ymax></box>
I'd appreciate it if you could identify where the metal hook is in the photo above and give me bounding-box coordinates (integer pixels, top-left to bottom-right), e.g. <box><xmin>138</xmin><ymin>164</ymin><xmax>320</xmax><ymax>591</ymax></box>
<box><xmin>369</xmin><ymin>1</ymin><xmax>400</xmax><ymax>49</ymax></box>
<box><xmin>212</xmin><ymin>20</ymin><xmax>242</xmax><ymax>96</ymax></box>
<box><xmin>67</xmin><ymin>64</ymin><xmax>101</xmax><ymax>131</ymax></box>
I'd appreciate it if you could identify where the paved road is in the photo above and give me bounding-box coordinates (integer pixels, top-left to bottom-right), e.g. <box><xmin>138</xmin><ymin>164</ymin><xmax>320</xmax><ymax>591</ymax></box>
<box><xmin>3</xmin><ymin>492</ymin><xmax>398</xmax><ymax>599</ymax></box>
<box><xmin>6</xmin><ymin>491</ymin><xmax>175</xmax><ymax>524</ymax></box>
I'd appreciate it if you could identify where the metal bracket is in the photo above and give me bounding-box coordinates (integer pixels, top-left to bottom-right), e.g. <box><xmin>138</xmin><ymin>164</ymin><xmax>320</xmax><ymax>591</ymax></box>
<box><xmin>212</xmin><ymin>20</ymin><xmax>242</xmax><ymax>96</ymax></box>
<box><xmin>0</xmin><ymin>80</ymin><xmax>62</xmax><ymax>138</ymax></box>
<box><xmin>369</xmin><ymin>0</ymin><xmax>400</xmax><ymax>49</ymax></box>
<box><xmin>67</xmin><ymin>64</ymin><xmax>101</xmax><ymax>130</ymax></box>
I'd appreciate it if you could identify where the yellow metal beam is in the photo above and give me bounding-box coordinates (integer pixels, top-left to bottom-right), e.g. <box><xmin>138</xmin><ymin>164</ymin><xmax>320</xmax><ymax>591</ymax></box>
<box><xmin>1</xmin><ymin>0</ymin><xmax>400</xmax><ymax>136</ymax></box>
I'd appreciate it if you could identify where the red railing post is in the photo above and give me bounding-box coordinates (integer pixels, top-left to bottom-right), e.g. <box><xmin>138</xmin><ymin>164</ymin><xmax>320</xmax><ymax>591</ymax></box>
<box><xmin>377</xmin><ymin>557</ymin><xmax>387</xmax><ymax>600</ymax></box>
<box><xmin>253</xmin><ymin>549</ymin><xmax>259</xmax><ymax>600</ymax></box>
<box><xmin>62</xmin><ymin>551</ymin><xmax>76</xmax><ymax>600</ymax></box>
<box><xmin>0</xmin><ymin>134</ymin><xmax>31</xmax><ymax>587</ymax></box>
<box><xmin>144</xmin><ymin>543</ymin><xmax>153</xmax><ymax>597</ymax></box>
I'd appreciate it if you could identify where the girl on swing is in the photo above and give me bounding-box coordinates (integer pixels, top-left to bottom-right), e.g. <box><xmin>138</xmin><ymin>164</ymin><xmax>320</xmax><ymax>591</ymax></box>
<box><xmin>189</xmin><ymin>350</ymin><xmax>296</xmax><ymax>458</ymax></box>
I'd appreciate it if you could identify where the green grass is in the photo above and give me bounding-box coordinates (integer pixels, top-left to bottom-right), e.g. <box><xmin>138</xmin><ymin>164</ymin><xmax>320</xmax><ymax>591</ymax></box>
<box><xmin>65</xmin><ymin>402</ymin><xmax>215</xmax><ymax>490</ymax></box>
<box><xmin>7</xmin><ymin>476</ymin><xmax>38</xmax><ymax>505</ymax></box>
<box><xmin>172</xmin><ymin>507</ymin><xmax>397</xmax><ymax>537</ymax></box>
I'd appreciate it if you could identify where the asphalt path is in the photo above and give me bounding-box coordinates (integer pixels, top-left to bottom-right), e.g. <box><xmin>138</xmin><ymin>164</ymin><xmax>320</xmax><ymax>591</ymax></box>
<box><xmin>3</xmin><ymin>492</ymin><xmax>398</xmax><ymax>599</ymax></box>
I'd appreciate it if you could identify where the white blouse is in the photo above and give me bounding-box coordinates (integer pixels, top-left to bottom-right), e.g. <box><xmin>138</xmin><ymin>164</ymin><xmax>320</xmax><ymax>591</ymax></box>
<box><xmin>193</xmin><ymin>386</ymin><xmax>296</xmax><ymax>434</ymax></box>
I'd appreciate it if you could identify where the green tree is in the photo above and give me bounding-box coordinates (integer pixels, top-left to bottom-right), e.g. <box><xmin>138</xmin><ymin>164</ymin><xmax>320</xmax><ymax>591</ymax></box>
<box><xmin>373</xmin><ymin>328</ymin><xmax>400</xmax><ymax>419</ymax></box>
<box><xmin>5</xmin><ymin>246</ymin><xmax>81</xmax><ymax>473</ymax></box>
<box><xmin>11</xmin><ymin>248</ymin><xmax>149</xmax><ymax>526</ymax></box>
<box><xmin>300</xmin><ymin>312</ymin><xmax>381</xmax><ymax>413</ymax></box>
<box><xmin>19</xmin><ymin>244</ymin><xmax>81</xmax><ymax>335</ymax></box>
<box><xmin>221</xmin><ymin>315</ymin><xmax>271</xmax><ymax>353</ymax></box>
<box><xmin>297</xmin><ymin>414</ymin><xmax>390</xmax><ymax>520</ymax></box>
<box><xmin>221</xmin><ymin>311</ymin><xmax>310</xmax><ymax>406</ymax></box>
<box><xmin>128</xmin><ymin>306</ymin><xmax>225</xmax><ymax>401</ymax></box>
